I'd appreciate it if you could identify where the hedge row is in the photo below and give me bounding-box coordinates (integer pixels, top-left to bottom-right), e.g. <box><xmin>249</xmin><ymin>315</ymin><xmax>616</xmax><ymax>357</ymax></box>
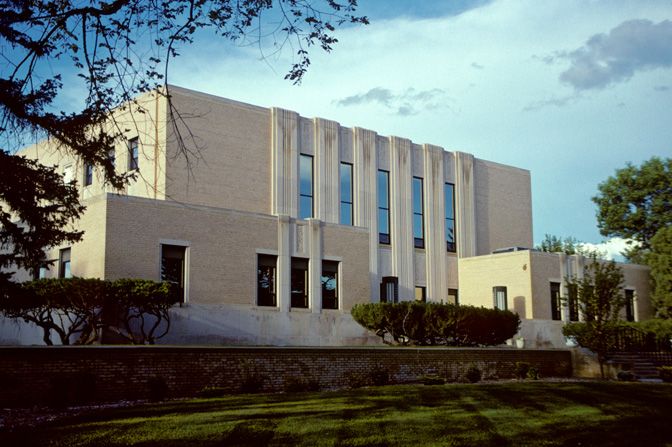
<box><xmin>351</xmin><ymin>302</ymin><xmax>520</xmax><ymax>346</ymax></box>
<box><xmin>0</xmin><ymin>278</ymin><xmax>179</xmax><ymax>345</ymax></box>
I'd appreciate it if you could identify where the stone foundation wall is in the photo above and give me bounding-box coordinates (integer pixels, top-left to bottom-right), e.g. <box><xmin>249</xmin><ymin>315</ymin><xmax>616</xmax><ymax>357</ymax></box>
<box><xmin>0</xmin><ymin>346</ymin><xmax>572</xmax><ymax>407</ymax></box>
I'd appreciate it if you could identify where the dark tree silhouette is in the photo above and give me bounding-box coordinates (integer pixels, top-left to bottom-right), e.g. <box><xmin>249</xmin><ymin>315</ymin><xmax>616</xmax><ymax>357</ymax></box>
<box><xmin>0</xmin><ymin>0</ymin><xmax>367</xmax><ymax>284</ymax></box>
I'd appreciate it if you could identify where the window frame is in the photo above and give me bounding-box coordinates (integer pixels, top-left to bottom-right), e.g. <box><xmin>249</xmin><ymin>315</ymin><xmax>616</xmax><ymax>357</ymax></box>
<box><xmin>84</xmin><ymin>162</ymin><xmax>94</xmax><ymax>186</ymax></box>
<box><xmin>448</xmin><ymin>288</ymin><xmax>459</xmax><ymax>305</ymax></box>
<box><xmin>128</xmin><ymin>137</ymin><xmax>139</xmax><ymax>171</ymax></box>
<box><xmin>493</xmin><ymin>286</ymin><xmax>507</xmax><ymax>311</ymax></box>
<box><xmin>412</xmin><ymin>177</ymin><xmax>425</xmax><ymax>249</ymax></box>
<box><xmin>321</xmin><ymin>260</ymin><xmax>339</xmax><ymax>310</ymax></box>
<box><xmin>624</xmin><ymin>289</ymin><xmax>635</xmax><ymax>322</ymax></box>
<box><xmin>160</xmin><ymin>243</ymin><xmax>187</xmax><ymax>304</ymax></box>
<box><xmin>377</xmin><ymin>170</ymin><xmax>391</xmax><ymax>244</ymax></box>
<box><xmin>380</xmin><ymin>276</ymin><xmax>398</xmax><ymax>303</ymax></box>
<box><xmin>445</xmin><ymin>183</ymin><xmax>456</xmax><ymax>252</ymax></box>
<box><xmin>299</xmin><ymin>154</ymin><xmax>314</xmax><ymax>220</ymax></box>
<box><xmin>291</xmin><ymin>257</ymin><xmax>309</xmax><ymax>308</ymax></box>
<box><xmin>257</xmin><ymin>254</ymin><xmax>278</xmax><ymax>307</ymax></box>
<box><xmin>550</xmin><ymin>282</ymin><xmax>562</xmax><ymax>320</ymax></box>
<box><xmin>339</xmin><ymin>162</ymin><xmax>353</xmax><ymax>225</ymax></box>
<box><xmin>414</xmin><ymin>286</ymin><xmax>426</xmax><ymax>302</ymax></box>
<box><xmin>58</xmin><ymin>248</ymin><xmax>71</xmax><ymax>279</ymax></box>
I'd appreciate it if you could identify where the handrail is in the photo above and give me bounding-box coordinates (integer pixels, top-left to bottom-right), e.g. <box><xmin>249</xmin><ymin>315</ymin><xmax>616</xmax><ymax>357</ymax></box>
<box><xmin>611</xmin><ymin>325</ymin><xmax>672</xmax><ymax>353</ymax></box>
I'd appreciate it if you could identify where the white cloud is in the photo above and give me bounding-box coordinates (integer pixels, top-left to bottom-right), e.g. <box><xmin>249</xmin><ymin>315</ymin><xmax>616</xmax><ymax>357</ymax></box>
<box><xmin>334</xmin><ymin>87</ymin><xmax>451</xmax><ymax>116</ymax></box>
<box><xmin>559</xmin><ymin>19</ymin><xmax>672</xmax><ymax>90</ymax></box>
<box><xmin>578</xmin><ymin>238</ymin><xmax>639</xmax><ymax>262</ymax></box>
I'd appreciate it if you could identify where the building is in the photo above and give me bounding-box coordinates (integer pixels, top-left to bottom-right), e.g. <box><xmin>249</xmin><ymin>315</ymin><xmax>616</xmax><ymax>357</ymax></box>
<box><xmin>1</xmin><ymin>86</ymin><xmax>652</xmax><ymax>346</ymax></box>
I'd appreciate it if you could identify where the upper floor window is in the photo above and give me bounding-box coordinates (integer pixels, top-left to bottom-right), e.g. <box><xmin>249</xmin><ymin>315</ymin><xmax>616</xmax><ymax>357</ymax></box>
<box><xmin>84</xmin><ymin>163</ymin><xmax>93</xmax><ymax>186</ymax></box>
<box><xmin>257</xmin><ymin>254</ymin><xmax>277</xmax><ymax>307</ymax></box>
<box><xmin>445</xmin><ymin>183</ymin><xmax>456</xmax><ymax>252</ymax></box>
<box><xmin>624</xmin><ymin>289</ymin><xmax>635</xmax><ymax>322</ymax></box>
<box><xmin>321</xmin><ymin>261</ymin><xmax>339</xmax><ymax>310</ymax></box>
<box><xmin>493</xmin><ymin>286</ymin><xmax>507</xmax><ymax>311</ymax></box>
<box><xmin>377</xmin><ymin>170</ymin><xmax>390</xmax><ymax>244</ymax></box>
<box><xmin>550</xmin><ymin>282</ymin><xmax>562</xmax><ymax>321</ymax></box>
<box><xmin>291</xmin><ymin>257</ymin><xmax>309</xmax><ymax>308</ymax></box>
<box><xmin>299</xmin><ymin>154</ymin><xmax>313</xmax><ymax>220</ymax></box>
<box><xmin>59</xmin><ymin>248</ymin><xmax>71</xmax><ymax>279</ymax></box>
<box><xmin>340</xmin><ymin>162</ymin><xmax>353</xmax><ymax>225</ymax></box>
<box><xmin>128</xmin><ymin>138</ymin><xmax>139</xmax><ymax>171</ymax></box>
<box><xmin>413</xmin><ymin>177</ymin><xmax>424</xmax><ymax>248</ymax></box>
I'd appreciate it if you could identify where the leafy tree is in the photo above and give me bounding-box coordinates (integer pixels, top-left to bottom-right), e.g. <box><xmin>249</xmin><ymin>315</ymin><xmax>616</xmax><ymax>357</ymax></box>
<box><xmin>593</xmin><ymin>157</ymin><xmax>672</xmax><ymax>258</ymax></box>
<box><xmin>0</xmin><ymin>1</ymin><xmax>367</xmax><ymax>284</ymax></box>
<box><xmin>562</xmin><ymin>255</ymin><xmax>625</xmax><ymax>378</ymax></box>
<box><xmin>649</xmin><ymin>226</ymin><xmax>672</xmax><ymax>318</ymax></box>
<box><xmin>536</xmin><ymin>234</ymin><xmax>583</xmax><ymax>255</ymax></box>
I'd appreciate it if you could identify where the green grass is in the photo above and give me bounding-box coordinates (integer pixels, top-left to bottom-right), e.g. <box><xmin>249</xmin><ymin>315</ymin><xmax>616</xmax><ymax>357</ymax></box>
<box><xmin>3</xmin><ymin>382</ymin><xmax>672</xmax><ymax>446</ymax></box>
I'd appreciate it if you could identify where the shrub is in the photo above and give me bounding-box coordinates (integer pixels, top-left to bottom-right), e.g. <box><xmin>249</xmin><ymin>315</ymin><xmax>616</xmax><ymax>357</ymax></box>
<box><xmin>419</xmin><ymin>374</ymin><xmax>445</xmax><ymax>385</ymax></box>
<box><xmin>617</xmin><ymin>370</ymin><xmax>637</xmax><ymax>382</ymax></box>
<box><xmin>369</xmin><ymin>367</ymin><xmax>390</xmax><ymax>386</ymax></box>
<box><xmin>147</xmin><ymin>376</ymin><xmax>168</xmax><ymax>401</ymax></box>
<box><xmin>351</xmin><ymin>302</ymin><xmax>520</xmax><ymax>346</ymax></box>
<box><xmin>514</xmin><ymin>362</ymin><xmax>531</xmax><ymax>380</ymax></box>
<box><xmin>659</xmin><ymin>366</ymin><xmax>672</xmax><ymax>383</ymax></box>
<box><xmin>240</xmin><ymin>374</ymin><xmax>265</xmax><ymax>393</ymax></box>
<box><xmin>465</xmin><ymin>365</ymin><xmax>481</xmax><ymax>383</ymax></box>
<box><xmin>527</xmin><ymin>366</ymin><xmax>540</xmax><ymax>380</ymax></box>
<box><xmin>197</xmin><ymin>386</ymin><xmax>229</xmax><ymax>398</ymax></box>
<box><xmin>283</xmin><ymin>378</ymin><xmax>320</xmax><ymax>393</ymax></box>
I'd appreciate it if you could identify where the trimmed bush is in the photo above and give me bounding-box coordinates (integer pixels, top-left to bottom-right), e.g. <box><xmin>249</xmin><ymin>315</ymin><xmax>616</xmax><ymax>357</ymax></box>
<box><xmin>351</xmin><ymin>302</ymin><xmax>520</xmax><ymax>346</ymax></box>
<box><xmin>514</xmin><ymin>362</ymin><xmax>531</xmax><ymax>380</ymax></box>
<box><xmin>465</xmin><ymin>365</ymin><xmax>482</xmax><ymax>383</ymax></box>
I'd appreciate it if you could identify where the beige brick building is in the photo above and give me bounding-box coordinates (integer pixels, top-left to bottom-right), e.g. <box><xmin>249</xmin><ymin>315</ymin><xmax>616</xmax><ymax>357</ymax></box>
<box><xmin>2</xmin><ymin>86</ymin><xmax>652</xmax><ymax>346</ymax></box>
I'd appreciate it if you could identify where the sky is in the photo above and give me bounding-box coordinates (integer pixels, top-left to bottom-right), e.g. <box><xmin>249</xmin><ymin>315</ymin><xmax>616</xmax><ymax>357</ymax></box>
<box><xmin>7</xmin><ymin>0</ymin><xmax>670</xmax><ymax>259</ymax></box>
<box><xmin>163</xmin><ymin>0</ymin><xmax>672</xmax><ymax>259</ymax></box>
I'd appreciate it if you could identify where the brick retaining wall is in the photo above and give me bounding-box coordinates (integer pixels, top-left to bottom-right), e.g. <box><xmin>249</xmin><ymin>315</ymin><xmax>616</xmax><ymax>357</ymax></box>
<box><xmin>0</xmin><ymin>346</ymin><xmax>572</xmax><ymax>407</ymax></box>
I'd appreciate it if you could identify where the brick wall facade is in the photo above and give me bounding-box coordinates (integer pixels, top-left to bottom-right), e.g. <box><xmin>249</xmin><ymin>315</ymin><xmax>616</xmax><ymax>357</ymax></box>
<box><xmin>0</xmin><ymin>347</ymin><xmax>572</xmax><ymax>407</ymax></box>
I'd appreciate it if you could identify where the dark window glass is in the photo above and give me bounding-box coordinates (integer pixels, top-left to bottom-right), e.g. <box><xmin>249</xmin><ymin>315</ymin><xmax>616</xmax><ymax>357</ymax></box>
<box><xmin>58</xmin><ymin>248</ymin><xmax>71</xmax><ymax>279</ymax></box>
<box><xmin>257</xmin><ymin>255</ymin><xmax>277</xmax><ymax>307</ymax></box>
<box><xmin>445</xmin><ymin>183</ymin><xmax>456</xmax><ymax>252</ymax></box>
<box><xmin>340</xmin><ymin>163</ymin><xmax>353</xmax><ymax>225</ymax></box>
<box><xmin>380</xmin><ymin>276</ymin><xmax>398</xmax><ymax>303</ymax></box>
<box><xmin>378</xmin><ymin>170</ymin><xmax>390</xmax><ymax>244</ymax></box>
<box><xmin>291</xmin><ymin>258</ymin><xmax>309</xmax><ymax>308</ymax></box>
<box><xmin>161</xmin><ymin>244</ymin><xmax>186</xmax><ymax>303</ymax></box>
<box><xmin>493</xmin><ymin>286</ymin><xmax>507</xmax><ymax>310</ymax></box>
<box><xmin>128</xmin><ymin>138</ymin><xmax>139</xmax><ymax>171</ymax></box>
<box><xmin>299</xmin><ymin>155</ymin><xmax>313</xmax><ymax>219</ymax></box>
<box><xmin>448</xmin><ymin>288</ymin><xmax>459</xmax><ymax>305</ymax></box>
<box><xmin>108</xmin><ymin>148</ymin><xmax>116</xmax><ymax>167</ymax></box>
<box><xmin>625</xmin><ymin>289</ymin><xmax>635</xmax><ymax>322</ymax></box>
<box><xmin>414</xmin><ymin>286</ymin><xmax>426</xmax><ymax>302</ymax></box>
<box><xmin>550</xmin><ymin>282</ymin><xmax>562</xmax><ymax>320</ymax></box>
<box><xmin>84</xmin><ymin>163</ymin><xmax>93</xmax><ymax>186</ymax></box>
<box><xmin>413</xmin><ymin>177</ymin><xmax>424</xmax><ymax>248</ymax></box>
<box><xmin>322</xmin><ymin>261</ymin><xmax>339</xmax><ymax>310</ymax></box>
<box><xmin>567</xmin><ymin>283</ymin><xmax>579</xmax><ymax>321</ymax></box>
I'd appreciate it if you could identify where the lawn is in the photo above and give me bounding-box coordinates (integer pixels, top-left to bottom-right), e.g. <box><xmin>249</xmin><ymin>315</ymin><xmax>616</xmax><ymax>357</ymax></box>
<box><xmin>2</xmin><ymin>381</ymin><xmax>672</xmax><ymax>446</ymax></box>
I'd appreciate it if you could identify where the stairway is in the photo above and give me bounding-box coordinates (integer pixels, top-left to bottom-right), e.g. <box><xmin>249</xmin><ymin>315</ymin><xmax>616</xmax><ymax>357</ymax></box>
<box><xmin>608</xmin><ymin>352</ymin><xmax>662</xmax><ymax>381</ymax></box>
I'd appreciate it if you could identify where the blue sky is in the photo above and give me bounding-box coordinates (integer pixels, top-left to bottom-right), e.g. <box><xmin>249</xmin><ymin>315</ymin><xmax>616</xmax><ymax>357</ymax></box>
<box><xmin>166</xmin><ymin>0</ymin><xmax>671</xmax><ymax>257</ymax></box>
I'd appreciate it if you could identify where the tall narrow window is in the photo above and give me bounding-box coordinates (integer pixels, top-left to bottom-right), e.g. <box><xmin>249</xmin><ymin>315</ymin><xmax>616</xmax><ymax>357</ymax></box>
<box><xmin>340</xmin><ymin>162</ymin><xmax>353</xmax><ymax>225</ymax></box>
<box><xmin>84</xmin><ymin>163</ymin><xmax>93</xmax><ymax>186</ymax></box>
<box><xmin>493</xmin><ymin>286</ymin><xmax>507</xmax><ymax>310</ymax></box>
<box><xmin>321</xmin><ymin>261</ymin><xmax>339</xmax><ymax>310</ymax></box>
<box><xmin>625</xmin><ymin>289</ymin><xmax>635</xmax><ymax>322</ymax></box>
<box><xmin>108</xmin><ymin>148</ymin><xmax>116</xmax><ymax>169</ymax></box>
<box><xmin>128</xmin><ymin>138</ymin><xmax>139</xmax><ymax>171</ymax></box>
<box><xmin>291</xmin><ymin>258</ymin><xmax>309</xmax><ymax>308</ymax></box>
<box><xmin>445</xmin><ymin>183</ymin><xmax>456</xmax><ymax>252</ymax></box>
<box><xmin>567</xmin><ymin>283</ymin><xmax>579</xmax><ymax>321</ymax></box>
<box><xmin>299</xmin><ymin>155</ymin><xmax>313</xmax><ymax>219</ymax></box>
<box><xmin>257</xmin><ymin>255</ymin><xmax>277</xmax><ymax>307</ymax></box>
<box><xmin>58</xmin><ymin>248</ymin><xmax>71</xmax><ymax>279</ymax></box>
<box><xmin>380</xmin><ymin>276</ymin><xmax>398</xmax><ymax>303</ymax></box>
<box><xmin>414</xmin><ymin>286</ymin><xmax>426</xmax><ymax>302</ymax></box>
<box><xmin>413</xmin><ymin>177</ymin><xmax>424</xmax><ymax>248</ymax></box>
<box><xmin>161</xmin><ymin>244</ymin><xmax>186</xmax><ymax>303</ymax></box>
<box><xmin>550</xmin><ymin>282</ymin><xmax>562</xmax><ymax>320</ymax></box>
<box><xmin>377</xmin><ymin>170</ymin><xmax>390</xmax><ymax>244</ymax></box>
<box><xmin>448</xmin><ymin>288</ymin><xmax>459</xmax><ymax>305</ymax></box>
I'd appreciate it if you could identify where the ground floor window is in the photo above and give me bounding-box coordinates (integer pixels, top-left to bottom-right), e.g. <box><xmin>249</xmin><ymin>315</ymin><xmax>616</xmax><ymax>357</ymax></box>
<box><xmin>550</xmin><ymin>282</ymin><xmax>562</xmax><ymax>320</ymax></box>
<box><xmin>448</xmin><ymin>288</ymin><xmax>459</xmax><ymax>305</ymax></box>
<box><xmin>414</xmin><ymin>286</ymin><xmax>426</xmax><ymax>302</ymax></box>
<box><xmin>380</xmin><ymin>276</ymin><xmax>398</xmax><ymax>303</ymax></box>
<box><xmin>161</xmin><ymin>244</ymin><xmax>186</xmax><ymax>303</ymax></box>
<box><xmin>321</xmin><ymin>261</ymin><xmax>339</xmax><ymax>310</ymax></box>
<box><xmin>567</xmin><ymin>283</ymin><xmax>579</xmax><ymax>321</ymax></box>
<box><xmin>257</xmin><ymin>255</ymin><xmax>277</xmax><ymax>307</ymax></box>
<box><xmin>58</xmin><ymin>248</ymin><xmax>71</xmax><ymax>279</ymax></box>
<box><xmin>493</xmin><ymin>286</ymin><xmax>507</xmax><ymax>311</ymax></box>
<box><xmin>625</xmin><ymin>289</ymin><xmax>635</xmax><ymax>322</ymax></box>
<box><xmin>291</xmin><ymin>258</ymin><xmax>309</xmax><ymax>308</ymax></box>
